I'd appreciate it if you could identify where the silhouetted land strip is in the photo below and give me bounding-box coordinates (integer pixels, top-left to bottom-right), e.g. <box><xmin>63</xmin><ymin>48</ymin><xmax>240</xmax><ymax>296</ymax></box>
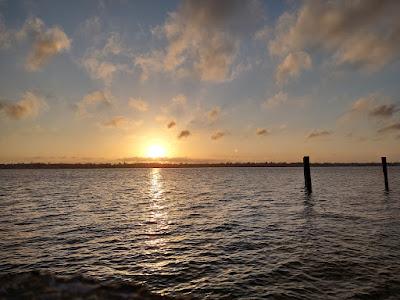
<box><xmin>1</xmin><ymin>162</ymin><xmax>399</xmax><ymax>169</ymax></box>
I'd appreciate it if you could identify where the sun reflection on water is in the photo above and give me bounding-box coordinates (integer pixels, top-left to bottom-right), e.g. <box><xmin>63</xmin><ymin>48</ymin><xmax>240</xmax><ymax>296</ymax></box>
<box><xmin>145</xmin><ymin>168</ymin><xmax>170</xmax><ymax>250</ymax></box>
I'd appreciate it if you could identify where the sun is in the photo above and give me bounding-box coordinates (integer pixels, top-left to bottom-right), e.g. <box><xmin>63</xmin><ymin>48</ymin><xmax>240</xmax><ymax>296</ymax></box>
<box><xmin>146</xmin><ymin>144</ymin><xmax>167</xmax><ymax>159</ymax></box>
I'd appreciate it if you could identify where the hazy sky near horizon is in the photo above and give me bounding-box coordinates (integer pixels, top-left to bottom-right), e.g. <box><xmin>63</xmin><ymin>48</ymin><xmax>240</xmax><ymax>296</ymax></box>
<box><xmin>0</xmin><ymin>0</ymin><xmax>400</xmax><ymax>163</ymax></box>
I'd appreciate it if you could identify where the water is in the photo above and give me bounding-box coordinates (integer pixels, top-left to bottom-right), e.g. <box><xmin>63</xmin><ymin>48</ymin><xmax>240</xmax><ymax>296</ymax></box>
<box><xmin>1</xmin><ymin>167</ymin><xmax>400</xmax><ymax>299</ymax></box>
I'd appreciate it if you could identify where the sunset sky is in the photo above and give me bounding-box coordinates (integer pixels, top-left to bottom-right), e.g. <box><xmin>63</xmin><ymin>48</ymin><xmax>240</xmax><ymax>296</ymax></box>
<box><xmin>0</xmin><ymin>0</ymin><xmax>399</xmax><ymax>163</ymax></box>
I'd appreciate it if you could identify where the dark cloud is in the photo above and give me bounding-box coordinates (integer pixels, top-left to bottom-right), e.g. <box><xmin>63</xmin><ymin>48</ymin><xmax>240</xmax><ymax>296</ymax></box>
<box><xmin>341</xmin><ymin>94</ymin><xmax>399</xmax><ymax>122</ymax></box>
<box><xmin>307</xmin><ymin>130</ymin><xmax>333</xmax><ymax>139</ymax></box>
<box><xmin>100</xmin><ymin>116</ymin><xmax>128</xmax><ymax>128</ymax></box>
<box><xmin>369</xmin><ymin>104</ymin><xmax>399</xmax><ymax>118</ymax></box>
<box><xmin>207</xmin><ymin>106</ymin><xmax>221</xmax><ymax>122</ymax></box>
<box><xmin>211</xmin><ymin>130</ymin><xmax>226</xmax><ymax>140</ymax></box>
<box><xmin>178</xmin><ymin>130</ymin><xmax>191</xmax><ymax>139</ymax></box>
<box><xmin>256</xmin><ymin>128</ymin><xmax>269</xmax><ymax>135</ymax></box>
<box><xmin>167</xmin><ymin>120</ymin><xmax>176</xmax><ymax>128</ymax></box>
<box><xmin>377</xmin><ymin>122</ymin><xmax>400</xmax><ymax>133</ymax></box>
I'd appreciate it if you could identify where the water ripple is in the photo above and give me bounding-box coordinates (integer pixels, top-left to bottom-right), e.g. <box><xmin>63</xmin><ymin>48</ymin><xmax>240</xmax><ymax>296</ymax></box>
<box><xmin>1</xmin><ymin>167</ymin><xmax>400</xmax><ymax>299</ymax></box>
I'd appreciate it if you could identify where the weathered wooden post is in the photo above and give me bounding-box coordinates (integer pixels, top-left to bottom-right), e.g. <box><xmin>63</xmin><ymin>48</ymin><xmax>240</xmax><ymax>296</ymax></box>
<box><xmin>303</xmin><ymin>156</ymin><xmax>312</xmax><ymax>193</ymax></box>
<box><xmin>382</xmin><ymin>157</ymin><xmax>389</xmax><ymax>191</ymax></box>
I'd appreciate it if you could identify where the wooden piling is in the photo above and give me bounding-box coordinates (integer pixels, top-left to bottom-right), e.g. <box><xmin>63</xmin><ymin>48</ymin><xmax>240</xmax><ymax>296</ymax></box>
<box><xmin>382</xmin><ymin>157</ymin><xmax>389</xmax><ymax>191</ymax></box>
<box><xmin>303</xmin><ymin>156</ymin><xmax>312</xmax><ymax>193</ymax></box>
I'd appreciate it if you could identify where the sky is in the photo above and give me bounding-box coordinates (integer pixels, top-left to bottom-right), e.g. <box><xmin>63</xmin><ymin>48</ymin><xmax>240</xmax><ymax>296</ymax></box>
<box><xmin>0</xmin><ymin>0</ymin><xmax>399</xmax><ymax>163</ymax></box>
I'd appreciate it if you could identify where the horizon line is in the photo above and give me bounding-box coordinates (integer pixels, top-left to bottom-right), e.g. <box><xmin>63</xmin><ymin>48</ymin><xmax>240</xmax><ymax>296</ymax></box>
<box><xmin>1</xmin><ymin>161</ymin><xmax>399</xmax><ymax>169</ymax></box>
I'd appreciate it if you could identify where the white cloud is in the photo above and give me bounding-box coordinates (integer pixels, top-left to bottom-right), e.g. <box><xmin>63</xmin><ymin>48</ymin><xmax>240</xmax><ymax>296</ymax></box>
<box><xmin>268</xmin><ymin>1</ymin><xmax>400</xmax><ymax>80</ymax></box>
<box><xmin>136</xmin><ymin>0</ymin><xmax>261</xmax><ymax>82</ymax></box>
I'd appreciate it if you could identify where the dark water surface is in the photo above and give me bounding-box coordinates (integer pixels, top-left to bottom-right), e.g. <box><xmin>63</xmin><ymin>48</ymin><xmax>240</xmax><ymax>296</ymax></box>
<box><xmin>1</xmin><ymin>167</ymin><xmax>400</xmax><ymax>299</ymax></box>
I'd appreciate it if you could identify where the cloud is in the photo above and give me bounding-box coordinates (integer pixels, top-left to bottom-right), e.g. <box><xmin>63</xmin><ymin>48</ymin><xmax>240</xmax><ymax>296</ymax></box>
<box><xmin>75</xmin><ymin>90</ymin><xmax>113</xmax><ymax>116</ymax></box>
<box><xmin>263</xmin><ymin>91</ymin><xmax>288</xmax><ymax>109</ymax></box>
<box><xmin>134</xmin><ymin>50</ymin><xmax>164</xmax><ymax>81</ymax></box>
<box><xmin>78</xmin><ymin>16</ymin><xmax>101</xmax><ymax>38</ymax></box>
<box><xmin>211</xmin><ymin>130</ymin><xmax>226</xmax><ymax>140</ymax></box>
<box><xmin>17</xmin><ymin>17</ymin><xmax>71</xmax><ymax>71</ymax></box>
<box><xmin>207</xmin><ymin>106</ymin><xmax>221</xmax><ymax>122</ymax></box>
<box><xmin>100</xmin><ymin>116</ymin><xmax>128</xmax><ymax>128</ymax></box>
<box><xmin>256</xmin><ymin>128</ymin><xmax>269</xmax><ymax>136</ymax></box>
<box><xmin>276</xmin><ymin>51</ymin><xmax>311</xmax><ymax>85</ymax></box>
<box><xmin>178</xmin><ymin>130</ymin><xmax>191</xmax><ymax>139</ymax></box>
<box><xmin>0</xmin><ymin>91</ymin><xmax>47</xmax><ymax>119</ymax></box>
<box><xmin>307</xmin><ymin>129</ymin><xmax>333</xmax><ymax>139</ymax></box>
<box><xmin>167</xmin><ymin>120</ymin><xmax>176</xmax><ymax>128</ymax></box>
<box><xmin>268</xmin><ymin>0</ymin><xmax>400</xmax><ymax>80</ymax></box>
<box><xmin>377</xmin><ymin>122</ymin><xmax>400</xmax><ymax>134</ymax></box>
<box><xmin>172</xmin><ymin>94</ymin><xmax>187</xmax><ymax>106</ymax></box>
<box><xmin>136</xmin><ymin>0</ymin><xmax>261</xmax><ymax>82</ymax></box>
<box><xmin>128</xmin><ymin>98</ymin><xmax>148</xmax><ymax>112</ymax></box>
<box><xmin>254</xmin><ymin>25</ymin><xmax>270</xmax><ymax>41</ymax></box>
<box><xmin>159</xmin><ymin>94</ymin><xmax>188</xmax><ymax>120</ymax></box>
<box><xmin>83</xmin><ymin>57</ymin><xmax>119</xmax><ymax>84</ymax></box>
<box><xmin>0</xmin><ymin>16</ymin><xmax>12</xmax><ymax>49</ymax></box>
<box><xmin>369</xmin><ymin>104</ymin><xmax>399</xmax><ymax>118</ymax></box>
<box><xmin>342</xmin><ymin>94</ymin><xmax>399</xmax><ymax>121</ymax></box>
<box><xmin>82</xmin><ymin>32</ymin><xmax>131</xmax><ymax>85</ymax></box>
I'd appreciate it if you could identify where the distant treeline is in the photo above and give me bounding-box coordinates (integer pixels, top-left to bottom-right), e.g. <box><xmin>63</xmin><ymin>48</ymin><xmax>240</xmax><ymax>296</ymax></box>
<box><xmin>1</xmin><ymin>162</ymin><xmax>399</xmax><ymax>169</ymax></box>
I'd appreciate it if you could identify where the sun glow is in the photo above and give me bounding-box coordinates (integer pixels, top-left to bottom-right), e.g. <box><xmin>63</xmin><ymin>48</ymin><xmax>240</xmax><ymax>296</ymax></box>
<box><xmin>146</xmin><ymin>144</ymin><xmax>167</xmax><ymax>159</ymax></box>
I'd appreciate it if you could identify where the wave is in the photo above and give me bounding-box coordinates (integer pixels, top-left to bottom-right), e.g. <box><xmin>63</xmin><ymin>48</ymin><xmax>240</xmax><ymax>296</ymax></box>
<box><xmin>0</xmin><ymin>271</ymin><xmax>193</xmax><ymax>300</ymax></box>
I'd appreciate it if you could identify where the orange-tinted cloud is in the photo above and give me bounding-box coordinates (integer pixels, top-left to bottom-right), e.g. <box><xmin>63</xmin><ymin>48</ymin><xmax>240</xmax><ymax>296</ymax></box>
<box><xmin>75</xmin><ymin>90</ymin><xmax>113</xmax><ymax>116</ymax></box>
<box><xmin>276</xmin><ymin>51</ymin><xmax>311</xmax><ymax>85</ymax></box>
<box><xmin>17</xmin><ymin>17</ymin><xmax>71</xmax><ymax>71</ymax></box>
<box><xmin>129</xmin><ymin>98</ymin><xmax>149</xmax><ymax>112</ymax></box>
<box><xmin>0</xmin><ymin>91</ymin><xmax>47</xmax><ymax>120</ymax></box>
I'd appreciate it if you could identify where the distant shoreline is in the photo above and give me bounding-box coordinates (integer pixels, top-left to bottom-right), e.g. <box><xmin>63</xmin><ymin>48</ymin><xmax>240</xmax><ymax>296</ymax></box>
<box><xmin>1</xmin><ymin>162</ymin><xmax>399</xmax><ymax>169</ymax></box>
